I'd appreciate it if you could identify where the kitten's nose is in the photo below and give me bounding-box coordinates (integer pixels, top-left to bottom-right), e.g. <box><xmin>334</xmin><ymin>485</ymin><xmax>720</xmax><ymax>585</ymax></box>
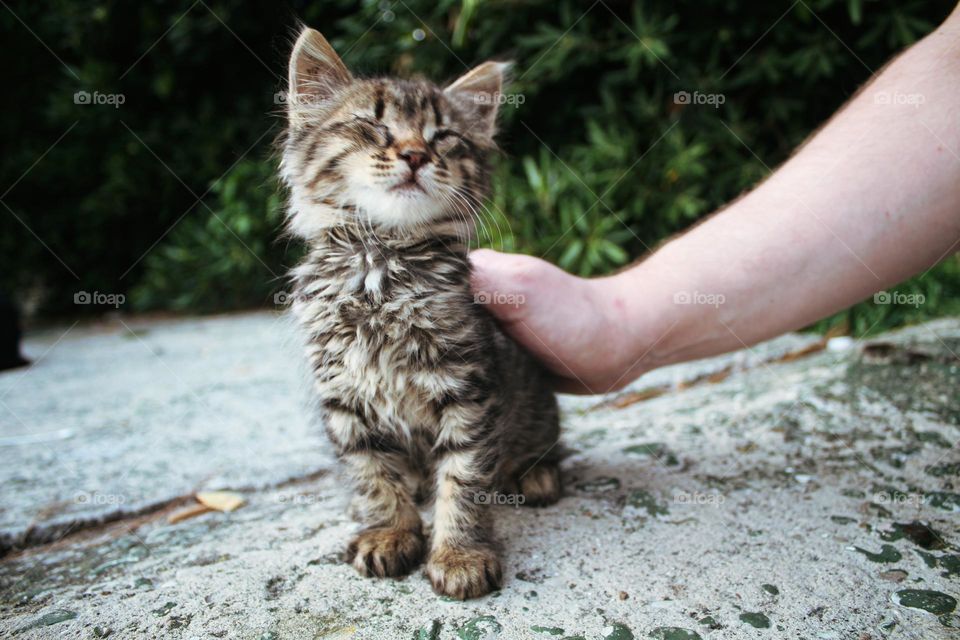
<box><xmin>398</xmin><ymin>148</ymin><xmax>429</xmax><ymax>172</ymax></box>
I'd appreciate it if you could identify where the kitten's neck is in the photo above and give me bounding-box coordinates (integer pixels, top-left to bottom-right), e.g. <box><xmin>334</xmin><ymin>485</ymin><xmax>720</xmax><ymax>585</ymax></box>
<box><xmin>312</xmin><ymin>214</ymin><xmax>474</xmax><ymax>256</ymax></box>
<box><xmin>295</xmin><ymin>218</ymin><xmax>474</xmax><ymax>299</ymax></box>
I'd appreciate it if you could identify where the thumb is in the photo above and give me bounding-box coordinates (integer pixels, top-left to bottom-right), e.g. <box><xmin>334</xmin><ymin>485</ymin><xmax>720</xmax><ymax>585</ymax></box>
<box><xmin>468</xmin><ymin>248</ymin><xmax>532</xmax><ymax>323</ymax></box>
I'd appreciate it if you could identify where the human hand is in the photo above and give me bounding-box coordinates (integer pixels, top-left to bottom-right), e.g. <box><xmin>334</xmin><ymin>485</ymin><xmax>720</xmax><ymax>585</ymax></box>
<box><xmin>469</xmin><ymin>249</ymin><xmax>653</xmax><ymax>394</ymax></box>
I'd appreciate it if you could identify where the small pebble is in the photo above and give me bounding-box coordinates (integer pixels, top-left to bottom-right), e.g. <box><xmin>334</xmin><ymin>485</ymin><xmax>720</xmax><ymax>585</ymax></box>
<box><xmin>827</xmin><ymin>336</ymin><xmax>854</xmax><ymax>352</ymax></box>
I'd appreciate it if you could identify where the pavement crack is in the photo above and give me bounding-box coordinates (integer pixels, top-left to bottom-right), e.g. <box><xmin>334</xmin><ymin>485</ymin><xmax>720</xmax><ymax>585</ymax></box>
<box><xmin>592</xmin><ymin>338</ymin><xmax>830</xmax><ymax>411</ymax></box>
<box><xmin>0</xmin><ymin>467</ymin><xmax>332</xmax><ymax>560</ymax></box>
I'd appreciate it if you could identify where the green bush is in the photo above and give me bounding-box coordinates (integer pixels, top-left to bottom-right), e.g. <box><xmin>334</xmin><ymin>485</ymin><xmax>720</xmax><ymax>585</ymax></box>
<box><xmin>129</xmin><ymin>159</ymin><xmax>292</xmax><ymax>312</ymax></box>
<box><xmin>2</xmin><ymin>0</ymin><xmax>957</xmax><ymax>335</ymax></box>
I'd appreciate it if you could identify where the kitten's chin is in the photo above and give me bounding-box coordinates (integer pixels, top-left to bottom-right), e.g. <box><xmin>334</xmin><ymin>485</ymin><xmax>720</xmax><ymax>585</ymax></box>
<box><xmin>352</xmin><ymin>188</ymin><xmax>449</xmax><ymax>231</ymax></box>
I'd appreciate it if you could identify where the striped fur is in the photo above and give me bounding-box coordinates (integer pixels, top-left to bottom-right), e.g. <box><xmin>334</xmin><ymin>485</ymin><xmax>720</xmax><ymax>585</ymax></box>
<box><xmin>281</xmin><ymin>28</ymin><xmax>562</xmax><ymax>599</ymax></box>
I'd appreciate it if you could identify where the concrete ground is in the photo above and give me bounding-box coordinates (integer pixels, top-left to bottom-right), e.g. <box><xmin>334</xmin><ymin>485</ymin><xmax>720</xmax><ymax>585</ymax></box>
<box><xmin>1</xmin><ymin>312</ymin><xmax>958</xmax><ymax>639</ymax></box>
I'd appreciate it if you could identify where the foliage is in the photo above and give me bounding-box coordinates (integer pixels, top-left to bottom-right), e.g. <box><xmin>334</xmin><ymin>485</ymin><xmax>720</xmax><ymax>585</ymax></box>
<box><xmin>128</xmin><ymin>159</ymin><xmax>292</xmax><ymax>312</ymax></box>
<box><xmin>810</xmin><ymin>257</ymin><xmax>960</xmax><ymax>337</ymax></box>
<box><xmin>1</xmin><ymin>0</ymin><xmax>956</xmax><ymax>334</ymax></box>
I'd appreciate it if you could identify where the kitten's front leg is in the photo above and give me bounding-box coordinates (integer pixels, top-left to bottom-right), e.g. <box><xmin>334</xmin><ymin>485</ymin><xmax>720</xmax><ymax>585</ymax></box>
<box><xmin>427</xmin><ymin>418</ymin><xmax>503</xmax><ymax>599</ymax></box>
<box><xmin>326</xmin><ymin>404</ymin><xmax>425</xmax><ymax>577</ymax></box>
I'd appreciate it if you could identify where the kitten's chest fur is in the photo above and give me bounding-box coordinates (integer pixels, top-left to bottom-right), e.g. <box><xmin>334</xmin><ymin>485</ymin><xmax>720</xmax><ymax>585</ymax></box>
<box><xmin>291</xmin><ymin>228</ymin><xmax>488</xmax><ymax>432</ymax></box>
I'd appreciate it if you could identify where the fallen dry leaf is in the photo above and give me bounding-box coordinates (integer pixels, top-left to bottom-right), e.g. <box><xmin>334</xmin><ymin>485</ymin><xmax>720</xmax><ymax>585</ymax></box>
<box><xmin>706</xmin><ymin>369</ymin><xmax>732</xmax><ymax>384</ymax></box>
<box><xmin>606</xmin><ymin>386</ymin><xmax>668</xmax><ymax>409</ymax></box>
<box><xmin>776</xmin><ymin>341</ymin><xmax>827</xmax><ymax>363</ymax></box>
<box><xmin>167</xmin><ymin>502</ymin><xmax>213</xmax><ymax>524</ymax></box>
<box><xmin>196</xmin><ymin>490</ymin><xmax>245</xmax><ymax>512</ymax></box>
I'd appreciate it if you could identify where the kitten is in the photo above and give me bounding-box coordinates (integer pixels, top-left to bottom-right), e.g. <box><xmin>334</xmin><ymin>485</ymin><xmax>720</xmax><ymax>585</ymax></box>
<box><xmin>280</xmin><ymin>27</ymin><xmax>562</xmax><ymax>599</ymax></box>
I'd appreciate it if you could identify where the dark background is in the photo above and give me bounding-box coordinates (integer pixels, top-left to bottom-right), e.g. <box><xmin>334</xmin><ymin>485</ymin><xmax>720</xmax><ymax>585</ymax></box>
<box><xmin>2</xmin><ymin>0</ymin><xmax>957</xmax><ymax>335</ymax></box>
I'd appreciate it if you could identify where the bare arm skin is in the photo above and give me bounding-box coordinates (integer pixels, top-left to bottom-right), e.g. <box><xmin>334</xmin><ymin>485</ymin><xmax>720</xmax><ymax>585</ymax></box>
<box><xmin>471</xmin><ymin>6</ymin><xmax>960</xmax><ymax>394</ymax></box>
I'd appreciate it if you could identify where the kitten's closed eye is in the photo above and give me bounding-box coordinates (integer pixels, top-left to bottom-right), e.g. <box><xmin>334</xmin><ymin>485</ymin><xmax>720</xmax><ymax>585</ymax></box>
<box><xmin>430</xmin><ymin>130</ymin><xmax>468</xmax><ymax>157</ymax></box>
<box><xmin>351</xmin><ymin>116</ymin><xmax>394</xmax><ymax>148</ymax></box>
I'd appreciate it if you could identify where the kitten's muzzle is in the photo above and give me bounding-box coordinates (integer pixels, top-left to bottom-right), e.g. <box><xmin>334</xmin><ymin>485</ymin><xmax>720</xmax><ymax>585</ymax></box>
<box><xmin>398</xmin><ymin>147</ymin><xmax>429</xmax><ymax>172</ymax></box>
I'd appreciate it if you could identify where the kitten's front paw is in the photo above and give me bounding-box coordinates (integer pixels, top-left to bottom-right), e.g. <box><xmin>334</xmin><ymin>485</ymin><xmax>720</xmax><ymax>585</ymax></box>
<box><xmin>345</xmin><ymin>527</ymin><xmax>425</xmax><ymax>578</ymax></box>
<box><xmin>426</xmin><ymin>545</ymin><xmax>502</xmax><ymax>600</ymax></box>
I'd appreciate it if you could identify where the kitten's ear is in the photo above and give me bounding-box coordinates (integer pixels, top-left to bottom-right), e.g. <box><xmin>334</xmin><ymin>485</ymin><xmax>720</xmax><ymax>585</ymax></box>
<box><xmin>444</xmin><ymin>61</ymin><xmax>510</xmax><ymax>138</ymax></box>
<box><xmin>287</xmin><ymin>27</ymin><xmax>351</xmax><ymax>122</ymax></box>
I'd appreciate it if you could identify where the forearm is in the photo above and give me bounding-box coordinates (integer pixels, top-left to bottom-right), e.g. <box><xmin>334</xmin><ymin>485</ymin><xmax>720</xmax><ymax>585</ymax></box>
<box><xmin>608</xmin><ymin>13</ymin><xmax>960</xmax><ymax>371</ymax></box>
<box><xmin>470</xmin><ymin>7</ymin><xmax>960</xmax><ymax>394</ymax></box>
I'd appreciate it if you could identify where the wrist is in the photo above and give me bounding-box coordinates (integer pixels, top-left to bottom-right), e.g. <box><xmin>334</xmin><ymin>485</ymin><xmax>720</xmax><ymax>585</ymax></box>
<box><xmin>598</xmin><ymin>239</ymin><xmax>737</xmax><ymax>377</ymax></box>
<box><xmin>592</xmin><ymin>262</ymin><xmax>677</xmax><ymax>382</ymax></box>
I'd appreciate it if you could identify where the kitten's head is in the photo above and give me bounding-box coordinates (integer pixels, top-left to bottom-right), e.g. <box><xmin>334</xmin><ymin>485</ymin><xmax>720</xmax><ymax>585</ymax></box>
<box><xmin>281</xmin><ymin>27</ymin><xmax>508</xmax><ymax>239</ymax></box>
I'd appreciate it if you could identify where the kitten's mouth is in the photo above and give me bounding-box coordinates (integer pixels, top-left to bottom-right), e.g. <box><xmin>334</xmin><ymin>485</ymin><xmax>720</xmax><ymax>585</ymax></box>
<box><xmin>389</xmin><ymin>176</ymin><xmax>425</xmax><ymax>194</ymax></box>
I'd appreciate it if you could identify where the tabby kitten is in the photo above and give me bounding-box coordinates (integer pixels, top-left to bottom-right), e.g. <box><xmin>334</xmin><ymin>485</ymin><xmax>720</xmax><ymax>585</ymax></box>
<box><xmin>281</xmin><ymin>27</ymin><xmax>562</xmax><ymax>599</ymax></box>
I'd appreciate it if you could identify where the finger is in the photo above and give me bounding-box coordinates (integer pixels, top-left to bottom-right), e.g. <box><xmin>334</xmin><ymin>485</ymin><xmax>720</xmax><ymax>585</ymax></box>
<box><xmin>548</xmin><ymin>374</ymin><xmax>597</xmax><ymax>395</ymax></box>
<box><xmin>468</xmin><ymin>248</ymin><xmax>528</xmax><ymax>321</ymax></box>
<box><xmin>467</xmin><ymin>248</ymin><xmax>503</xmax><ymax>294</ymax></box>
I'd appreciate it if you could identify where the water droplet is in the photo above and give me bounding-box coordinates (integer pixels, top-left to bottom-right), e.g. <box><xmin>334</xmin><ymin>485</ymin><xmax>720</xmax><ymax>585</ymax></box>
<box><xmin>893</xmin><ymin>589</ymin><xmax>957</xmax><ymax>615</ymax></box>
<box><xmin>648</xmin><ymin>628</ymin><xmax>702</xmax><ymax>640</ymax></box>
<box><xmin>456</xmin><ymin>615</ymin><xmax>502</xmax><ymax>639</ymax></box>
<box><xmin>602</xmin><ymin>622</ymin><xmax>634</xmax><ymax>639</ymax></box>
<box><xmin>739</xmin><ymin>612</ymin><xmax>770</xmax><ymax>629</ymax></box>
